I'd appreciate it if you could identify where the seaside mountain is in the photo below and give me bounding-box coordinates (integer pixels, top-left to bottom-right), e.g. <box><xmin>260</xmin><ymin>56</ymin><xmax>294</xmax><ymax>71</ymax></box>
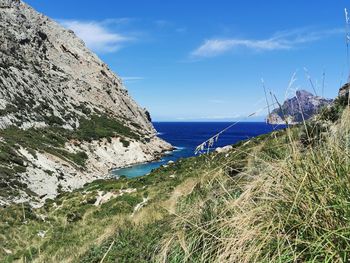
<box><xmin>267</xmin><ymin>90</ymin><xmax>333</xmax><ymax>124</ymax></box>
<box><xmin>2</xmin><ymin>1</ymin><xmax>350</xmax><ymax>262</ymax></box>
<box><xmin>0</xmin><ymin>0</ymin><xmax>172</xmax><ymax>206</ymax></box>
<box><xmin>1</xmin><ymin>89</ymin><xmax>349</xmax><ymax>262</ymax></box>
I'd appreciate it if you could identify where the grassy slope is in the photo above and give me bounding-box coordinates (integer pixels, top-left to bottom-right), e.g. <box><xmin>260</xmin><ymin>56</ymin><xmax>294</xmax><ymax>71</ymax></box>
<box><xmin>157</xmin><ymin>101</ymin><xmax>350</xmax><ymax>262</ymax></box>
<box><xmin>1</xmin><ymin>99</ymin><xmax>350</xmax><ymax>262</ymax></box>
<box><xmin>0</xmin><ymin>128</ymin><xmax>277</xmax><ymax>262</ymax></box>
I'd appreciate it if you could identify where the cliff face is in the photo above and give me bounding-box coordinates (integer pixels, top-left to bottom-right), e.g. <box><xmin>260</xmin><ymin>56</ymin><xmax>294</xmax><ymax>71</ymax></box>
<box><xmin>0</xmin><ymin>0</ymin><xmax>152</xmax><ymax>131</ymax></box>
<box><xmin>0</xmin><ymin>0</ymin><xmax>172</xmax><ymax>206</ymax></box>
<box><xmin>267</xmin><ymin>90</ymin><xmax>333</xmax><ymax>124</ymax></box>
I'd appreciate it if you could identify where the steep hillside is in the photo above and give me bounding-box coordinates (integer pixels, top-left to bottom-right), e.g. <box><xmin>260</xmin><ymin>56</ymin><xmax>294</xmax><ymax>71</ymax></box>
<box><xmin>1</xmin><ymin>90</ymin><xmax>349</xmax><ymax>262</ymax></box>
<box><xmin>2</xmin><ymin>98</ymin><xmax>349</xmax><ymax>262</ymax></box>
<box><xmin>0</xmin><ymin>128</ymin><xmax>277</xmax><ymax>262</ymax></box>
<box><xmin>267</xmin><ymin>90</ymin><xmax>333</xmax><ymax>124</ymax></box>
<box><xmin>0</xmin><ymin>0</ymin><xmax>172</xmax><ymax>206</ymax></box>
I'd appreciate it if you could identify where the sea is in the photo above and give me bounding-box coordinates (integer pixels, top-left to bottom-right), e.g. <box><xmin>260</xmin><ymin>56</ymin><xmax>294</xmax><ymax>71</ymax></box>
<box><xmin>111</xmin><ymin>122</ymin><xmax>285</xmax><ymax>178</ymax></box>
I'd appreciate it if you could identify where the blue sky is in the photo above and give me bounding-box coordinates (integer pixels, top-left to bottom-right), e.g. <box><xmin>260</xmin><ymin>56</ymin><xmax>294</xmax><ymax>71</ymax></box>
<box><xmin>26</xmin><ymin>0</ymin><xmax>349</xmax><ymax>121</ymax></box>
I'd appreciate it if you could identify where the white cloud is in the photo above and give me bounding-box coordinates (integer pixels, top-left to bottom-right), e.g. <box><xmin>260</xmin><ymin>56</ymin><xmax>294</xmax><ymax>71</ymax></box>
<box><xmin>192</xmin><ymin>28</ymin><xmax>343</xmax><ymax>58</ymax></box>
<box><xmin>121</xmin><ymin>76</ymin><xmax>144</xmax><ymax>82</ymax></box>
<box><xmin>122</xmin><ymin>76</ymin><xmax>144</xmax><ymax>80</ymax></box>
<box><xmin>58</xmin><ymin>19</ymin><xmax>133</xmax><ymax>53</ymax></box>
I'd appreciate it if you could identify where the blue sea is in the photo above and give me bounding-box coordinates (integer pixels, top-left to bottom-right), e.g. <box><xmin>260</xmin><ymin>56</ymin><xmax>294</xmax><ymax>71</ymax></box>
<box><xmin>112</xmin><ymin>122</ymin><xmax>285</xmax><ymax>178</ymax></box>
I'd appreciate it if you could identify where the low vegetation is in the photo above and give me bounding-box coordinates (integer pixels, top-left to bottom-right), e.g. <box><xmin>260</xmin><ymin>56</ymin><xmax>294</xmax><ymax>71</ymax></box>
<box><xmin>0</xmin><ymin>114</ymin><xmax>139</xmax><ymax>200</ymax></box>
<box><xmin>0</xmin><ymin>123</ymin><xmax>286</xmax><ymax>262</ymax></box>
<box><xmin>74</xmin><ymin>114</ymin><xmax>140</xmax><ymax>142</ymax></box>
<box><xmin>157</xmin><ymin>104</ymin><xmax>350</xmax><ymax>262</ymax></box>
<box><xmin>1</xmin><ymin>99</ymin><xmax>350</xmax><ymax>262</ymax></box>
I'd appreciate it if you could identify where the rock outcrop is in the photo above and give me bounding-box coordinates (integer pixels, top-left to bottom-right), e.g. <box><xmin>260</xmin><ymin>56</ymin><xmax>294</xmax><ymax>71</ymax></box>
<box><xmin>0</xmin><ymin>0</ymin><xmax>172</xmax><ymax>206</ymax></box>
<box><xmin>339</xmin><ymin>83</ymin><xmax>350</xmax><ymax>97</ymax></box>
<box><xmin>267</xmin><ymin>90</ymin><xmax>333</xmax><ymax>124</ymax></box>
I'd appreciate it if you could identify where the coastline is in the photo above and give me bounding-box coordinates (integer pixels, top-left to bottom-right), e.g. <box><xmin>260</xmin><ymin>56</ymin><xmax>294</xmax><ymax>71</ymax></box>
<box><xmin>4</xmin><ymin>135</ymin><xmax>173</xmax><ymax>207</ymax></box>
<box><xmin>111</xmin><ymin>147</ymin><xmax>177</xmax><ymax>178</ymax></box>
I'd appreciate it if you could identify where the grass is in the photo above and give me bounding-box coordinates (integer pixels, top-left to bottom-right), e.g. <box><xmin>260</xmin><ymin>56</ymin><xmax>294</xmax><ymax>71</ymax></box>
<box><xmin>1</xmin><ymin>97</ymin><xmax>350</xmax><ymax>262</ymax></box>
<box><xmin>156</xmin><ymin>109</ymin><xmax>350</xmax><ymax>262</ymax></box>
<box><xmin>80</xmin><ymin>218</ymin><xmax>172</xmax><ymax>263</ymax></box>
<box><xmin>0</xmin><ymin>129</ymin><xmax>273</xmax><ymax>262</ymax></box>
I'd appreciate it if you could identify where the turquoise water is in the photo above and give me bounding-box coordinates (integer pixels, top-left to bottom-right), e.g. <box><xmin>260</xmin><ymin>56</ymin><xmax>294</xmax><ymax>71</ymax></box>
<box><xmin>111</xmin><ymin>122</ymin><xmax>285</xmax><ymax>178</ymax></box>
<box><xmin>111</xmin><ymin>148</ymin><xmax>186</xmax><ymax>178</ymax></box>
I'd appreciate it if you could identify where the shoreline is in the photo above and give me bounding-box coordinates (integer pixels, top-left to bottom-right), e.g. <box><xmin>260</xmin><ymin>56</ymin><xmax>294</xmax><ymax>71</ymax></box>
<box><xmin>1</xmin><ymin>135</ymin><xmax>174</xmax><ymax>208</ymax></box>
<box><xmin>109</xmin><ymin>146</ymin><xmax>177</xmax><ymax>177</ymax></box>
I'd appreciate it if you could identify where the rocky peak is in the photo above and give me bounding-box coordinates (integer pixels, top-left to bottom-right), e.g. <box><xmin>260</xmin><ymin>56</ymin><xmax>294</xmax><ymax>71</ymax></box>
<box><xmin>296</xmin><ymin>90</ymin><xmax>313</xmax><ymax>98</ymax></box>
<box><xmin>267</xmin><ymin>90</ymin><xmax>333</xmax><ymax>124</ymax></box>
<box><xmin>0</xmin><ymin>0</ymin><xmax>153</xmax><ymax>134</ymax></box>
<box><xmin>339</xmin><ymin>82</ymin><xmax>350</xmax><ymax>97</ymax></box>
<box><xmin>0</xmin><ymin>0</ymin><xmax>172</xmax><ymax>206</ymax></box>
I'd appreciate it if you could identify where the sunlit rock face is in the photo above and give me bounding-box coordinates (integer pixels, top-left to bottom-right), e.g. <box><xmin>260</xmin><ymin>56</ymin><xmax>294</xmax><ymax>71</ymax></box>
<box><xmin>0</xmin><ymin>0</ymin><xmax>172</xmax><ymax>206</ymax></box>
<box><xmin>267</xmin><ymin>90</ymin><xmax>333</xmax><ymax>124</ymax></box>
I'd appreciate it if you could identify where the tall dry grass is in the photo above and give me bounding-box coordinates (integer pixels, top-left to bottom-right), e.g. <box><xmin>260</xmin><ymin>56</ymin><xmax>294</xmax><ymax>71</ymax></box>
<box><xmin>157</xmin><ymin>108</ymin><xmax>350</xmax><ymax>263</ymax></box>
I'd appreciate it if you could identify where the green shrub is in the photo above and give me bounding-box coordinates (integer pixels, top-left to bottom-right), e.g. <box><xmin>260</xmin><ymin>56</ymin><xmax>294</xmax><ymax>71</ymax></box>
<box><xmin>74</xmin><ymin>114</ymin><xmax>140</xmax><ymax>141</ymax></box>
<box><xmin>120</xmin><ymin>138</ymin><xmax>130</xmax><ymax>147</ymax></box>
<box><xmin>66</xmin><ymin>211</ymin><xmax>83</xmax><ymax>223</ymax></box>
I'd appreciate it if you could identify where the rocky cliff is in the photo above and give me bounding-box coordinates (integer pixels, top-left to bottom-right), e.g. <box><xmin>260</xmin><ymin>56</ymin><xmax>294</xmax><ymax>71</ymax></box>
<box><xmin>267</xmin><ymin>90</ymin><xmax>333</xmax><ymax>124</ymax></box>
<box><xmin>0</xmin><ymin>0</ymin><xmax>172</xmax><ymax>206</ymax></box>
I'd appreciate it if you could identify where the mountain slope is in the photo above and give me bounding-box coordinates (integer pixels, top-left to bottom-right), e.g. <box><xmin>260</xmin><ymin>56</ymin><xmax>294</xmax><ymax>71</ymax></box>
<box><xmin>3</xmin><ymin>100</ymin><xmax>348</xmax><ymax>262</ymax></box>
<box><xmin>0</xmin><ymin>0</ymin><xmax>172</xmax><ymax>206</ymax></box>
<box><xmin>267</xmin><ymin>90</ymin><xmax>333</xmax><ymax>124</ymax></box>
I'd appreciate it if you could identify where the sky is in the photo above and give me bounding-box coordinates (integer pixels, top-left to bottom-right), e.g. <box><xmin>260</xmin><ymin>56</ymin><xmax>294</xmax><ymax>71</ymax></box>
<box><xmin>25</xmin><ymin>0</ymin><xmax>350</xmax><ymax>121</ymax></box>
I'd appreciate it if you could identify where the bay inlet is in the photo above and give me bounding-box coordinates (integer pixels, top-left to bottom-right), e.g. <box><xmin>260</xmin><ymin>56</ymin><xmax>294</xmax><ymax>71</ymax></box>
<box><xmin>112</xmin><ymin>122</ymin><xmax>285</xmax><ymax>178</ymax></box>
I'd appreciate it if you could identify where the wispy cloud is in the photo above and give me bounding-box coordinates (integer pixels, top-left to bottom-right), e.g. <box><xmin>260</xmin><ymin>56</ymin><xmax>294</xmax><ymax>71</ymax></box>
<box><xmin>121</xmin><ymin>76</ymin><xmax>144</xmax><ymax>83</ymax></box>
<box><xmin>58</xmin><ymin>19</ymin><xmax>134</xmax><ymax>53</ymax></box>
<box><xmin>122</xmin><ymin>76</ymin><xmax>144</xmax><ymax>81</ymax></box>
<box><xmin>191</xmin><ymin>28</ymin><xmax>343</xmax><ymax>58</ymax></box>
<box><xmin>153</xmin><ymin>19</ymin><xmax>187</xmax><ymax>34</ymax></box>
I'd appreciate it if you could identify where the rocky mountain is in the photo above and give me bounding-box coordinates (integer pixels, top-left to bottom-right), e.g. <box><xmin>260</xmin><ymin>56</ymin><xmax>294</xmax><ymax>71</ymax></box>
<box><xmin>0</xmin><ymin>0</ymin><xmax>172</xmax><ymax>206</ymax></box>
<box><xmin>267</xmin><ymin>90</ymin><xmax>333</xmax><ymax>124</ymax></box>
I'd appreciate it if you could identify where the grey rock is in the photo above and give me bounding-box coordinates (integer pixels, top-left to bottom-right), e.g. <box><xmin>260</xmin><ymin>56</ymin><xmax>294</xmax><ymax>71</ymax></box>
<box><xmin>215</xmin><ymin>145</ymin><xmax>233</xmax><ymax>153</ymax></box>
<box><xmin>0</xmin><ymin>0</ymin><xmax>153</xmax><ymax>132</ymax></box>
<box><xmin>339</xmin><ymin>82</ymin><xmax>350</xmax><ymax>97</ymax></box>
<box><xmin>267</xmin><ymin>90</ymin><xmax>333</xmax><ymax>124</ymax></box>
<box><xmin>0</xmin><ymin>0</ymin><xmax>173</xmax><ymax>206</ymax></box>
